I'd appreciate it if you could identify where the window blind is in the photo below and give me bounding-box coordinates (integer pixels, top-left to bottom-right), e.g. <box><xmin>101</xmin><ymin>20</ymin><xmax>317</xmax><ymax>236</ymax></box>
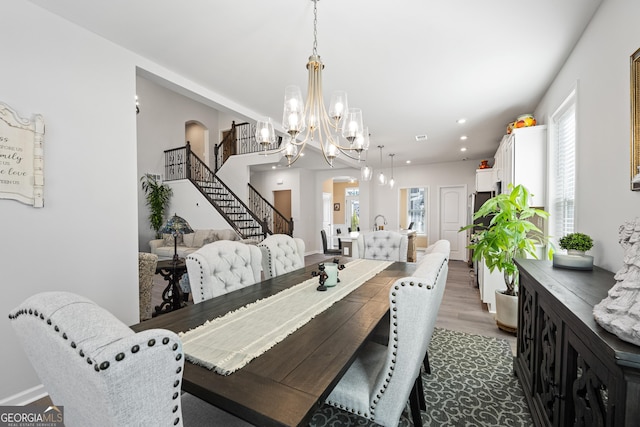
<box><xmin>552</xmin><ymin>102</ymin><xmax>576</xmax><ymax>244</ymax></box>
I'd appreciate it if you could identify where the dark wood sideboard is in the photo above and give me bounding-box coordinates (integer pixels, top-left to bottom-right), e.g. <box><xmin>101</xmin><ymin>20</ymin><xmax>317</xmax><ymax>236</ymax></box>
<box><xmin>514</xmin><ymin>259</ymin><xmax>640</xmax><ymax>427</ymax></box>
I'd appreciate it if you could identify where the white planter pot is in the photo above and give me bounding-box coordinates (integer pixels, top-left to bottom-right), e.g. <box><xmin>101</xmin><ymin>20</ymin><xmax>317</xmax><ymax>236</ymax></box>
<box><xmin>495</xmin><ymin>290</ymin><xmax>518</xmax><ymax>333</ymax></box>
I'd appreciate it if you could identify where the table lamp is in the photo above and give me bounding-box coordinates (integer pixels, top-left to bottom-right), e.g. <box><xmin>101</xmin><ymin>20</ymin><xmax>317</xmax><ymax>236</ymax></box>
<box><xmin>160</xmin><ymin>213</ymin><xmax>194</xmax><ymax>262</ymax></box>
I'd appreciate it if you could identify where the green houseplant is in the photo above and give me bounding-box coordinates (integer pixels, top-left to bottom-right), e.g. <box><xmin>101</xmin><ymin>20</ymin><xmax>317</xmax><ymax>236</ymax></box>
<box><xmin>461</xmin><ymin>184</ymin><xmax>551</xmax><ymax>331</ymax></box>
<box><xmin>559</xmin><ymin>232</ymin><xmax>593</xmax><ymax>254</ymax></box>
<box><xmin>140</xmin><ymin>174</ymin><xmax>173</xmax><ymax>238</ymax></box>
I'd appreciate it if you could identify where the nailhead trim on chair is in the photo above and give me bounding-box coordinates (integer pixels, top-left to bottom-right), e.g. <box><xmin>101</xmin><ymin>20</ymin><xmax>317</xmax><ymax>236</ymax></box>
<box><xmin>9</xmin><ymin>304</ymin><xmax>185</xmax><ymax>426</ymax></box>
<box><xmin>327</xmin><ymin>256</ymin><xmax>447</xmax><ymax>423</ymax></box>
<box><xmin>187</xmin><ymin>256</ymin><xmax>207</xmax><ymax>301</ymax></box>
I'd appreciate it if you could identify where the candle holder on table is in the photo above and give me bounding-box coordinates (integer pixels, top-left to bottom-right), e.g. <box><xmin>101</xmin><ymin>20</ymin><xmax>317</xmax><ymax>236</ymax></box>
<box><xmin>311</xmin><ymin>258</ymin><xmax>346</xmax><ymax>292</ymax></box>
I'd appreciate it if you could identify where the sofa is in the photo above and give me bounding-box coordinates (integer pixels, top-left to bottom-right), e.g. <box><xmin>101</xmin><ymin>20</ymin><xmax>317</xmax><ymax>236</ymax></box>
<box><xmin>150</xmin><ymin>228</ymin><xmax>246</xmax><ymax>259</ymax></box>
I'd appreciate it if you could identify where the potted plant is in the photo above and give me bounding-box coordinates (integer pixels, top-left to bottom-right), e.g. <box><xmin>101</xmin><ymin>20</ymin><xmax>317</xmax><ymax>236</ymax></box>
<box><xmin>553</xmin><ymin>232</ymin><xmax>594</xmax><ymax>270</ymax></box>
<box><xmin>461</xmin><ymin>184</ymin><xmax>551</xmax><ymax>332</ymax></box>
<box><xmin>140</xmin><ymin>174</ymin><xmax>173</xmax><ymax>238</ymax></box>
<box><xmin>559</xmin><ymin>232</ymin><xmax>593</xmax><ymax>255</ymax></box>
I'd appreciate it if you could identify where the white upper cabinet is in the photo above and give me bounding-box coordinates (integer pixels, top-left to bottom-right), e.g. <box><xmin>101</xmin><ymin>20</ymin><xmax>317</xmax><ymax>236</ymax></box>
<box><xmin>475</xmin><ymin>168</ymin><xmax>496</xmax><ymax>192</ymax></box>
<box><xmin>495</xmin><ymin>125</ymin><xmax>547</xmax><ymax>207</ymax></box>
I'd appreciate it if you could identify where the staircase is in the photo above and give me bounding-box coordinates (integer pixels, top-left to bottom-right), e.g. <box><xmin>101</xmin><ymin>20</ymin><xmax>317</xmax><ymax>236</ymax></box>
<box><xmin>163</xmin><ymin>141</ymin><xmax>292</xmax><ymax>241</ymax></box>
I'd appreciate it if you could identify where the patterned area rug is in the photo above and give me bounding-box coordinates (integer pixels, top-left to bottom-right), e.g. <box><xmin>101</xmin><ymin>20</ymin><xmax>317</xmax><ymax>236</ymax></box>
<box><xmin>309</xmin><ymin>328</ymin><xmax>532</xmax><ymax>426</ymax></box>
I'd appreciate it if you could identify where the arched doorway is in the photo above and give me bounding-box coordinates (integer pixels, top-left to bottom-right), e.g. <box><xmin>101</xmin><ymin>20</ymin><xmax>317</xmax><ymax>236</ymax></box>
<box><xmin>185</xmin><ymin>121</ymin><xmax>210</xmax><ymax>166</ymax></box>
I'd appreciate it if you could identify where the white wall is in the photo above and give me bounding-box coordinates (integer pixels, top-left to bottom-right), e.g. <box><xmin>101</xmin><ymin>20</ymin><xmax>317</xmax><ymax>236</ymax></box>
<box><xmin>534</xmin><ymin>0</ymin><xmax>640</xmax><ymax>272</ymax></box>
<box><xmin>369</xmin><ymin>161</ymin><xmax>478</xmax><ymax>247</ymax></box>
<box><xmin>252</xmin><ymin>160</ymin><xmax>480</xmax><ymax>254</ymax></box>
<box><xmin>136</xmin><ymin>75</ymin><xmax>222</xmax><ymax>250</ymax></box>
<box><xmin>1</xmin><ymin>1</ymin><xmax>139</xmax><ymax>403</ymax></box>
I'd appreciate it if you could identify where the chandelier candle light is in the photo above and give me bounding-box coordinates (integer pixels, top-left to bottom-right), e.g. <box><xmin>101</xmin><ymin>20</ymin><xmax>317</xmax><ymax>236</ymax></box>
<box><xmin>255</xmin><ymin>0</ymin><xmax>369</xmax><ymax>167</ymax></box>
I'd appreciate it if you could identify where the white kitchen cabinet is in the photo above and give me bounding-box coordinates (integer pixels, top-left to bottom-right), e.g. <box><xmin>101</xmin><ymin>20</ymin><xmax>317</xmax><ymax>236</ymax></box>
<box><xmin>478</xmin><ymin>258</ymin><xmax>505</xmax><ymax>313</ymax></box>
<box><xmin>475</xmin><ymin>168</ymin><xmax>496</xmax><ymax>192</ymax></box>
<box><xmin>496</xmin><ymin>125</ymin><xmax>546</xmax><ymax>207</ymax></box>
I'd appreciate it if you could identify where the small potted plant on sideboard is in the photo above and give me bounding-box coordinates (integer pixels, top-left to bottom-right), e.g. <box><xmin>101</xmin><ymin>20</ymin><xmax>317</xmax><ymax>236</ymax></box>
<box><xmin>553</xmin><ymin>232</ymin><xmax>594</xmax><ymax>270</ymax></box>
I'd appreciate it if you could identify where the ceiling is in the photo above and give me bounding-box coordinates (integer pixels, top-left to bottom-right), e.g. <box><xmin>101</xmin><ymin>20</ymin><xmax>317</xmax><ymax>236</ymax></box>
<box><xmin>28</xmin><ymin>0</ymin><xmax>602</xmax><ymax>171</ymax></box>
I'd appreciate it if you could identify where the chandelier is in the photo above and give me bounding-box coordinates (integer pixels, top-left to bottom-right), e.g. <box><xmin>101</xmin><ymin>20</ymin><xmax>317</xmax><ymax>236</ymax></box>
<box><xmin>255</xmin><ymin>0</ymin><xmax>369</xmax><ymax>167</ymax></box>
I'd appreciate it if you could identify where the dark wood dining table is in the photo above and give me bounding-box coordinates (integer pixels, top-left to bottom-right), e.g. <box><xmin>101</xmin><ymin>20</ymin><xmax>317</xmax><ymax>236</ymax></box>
<box><xmin>131</xmin><ymin>258</ymin><xmax>417</xmax><ymax>427</ymax></box>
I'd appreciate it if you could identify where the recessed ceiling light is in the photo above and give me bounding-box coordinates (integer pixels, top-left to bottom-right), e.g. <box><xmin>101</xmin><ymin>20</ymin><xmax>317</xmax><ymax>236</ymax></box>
<box><xmin>460</xmin><ymin>147</ymin><xmax>467</xmax><ymax>152</ymax></box>
<box><xmin>405</xmin><ymin>160</ymin><xmax>411</xmax><ymax>164</ymax></box>
<box><xmin>271</xmin><ymin>165</ymin><xmax>276</xmax><ymax>169</ymax></box>
<box><xmin>415</xmin><ymin>135</ymin><xmax>428</xmax><ymax>142</ymax></box>
<box><xmin>460</xmin><ymin>135</ymin><xmax>468</xmax><ymax>140</ymax></box>
<box><xmin>457</xmin><ymin>118</ymin><xmax>466</xmax><ymax>124</ymax></box>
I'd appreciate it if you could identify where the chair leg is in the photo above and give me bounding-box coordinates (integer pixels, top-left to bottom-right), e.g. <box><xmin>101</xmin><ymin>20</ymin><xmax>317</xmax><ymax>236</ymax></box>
<box><xmin>423</xmin><ymin>350</ymin><xmax>431</xmax><ymax>374</ymax></box>
<box><xmin>409</xmin><ymin>377</ymin><xmax>423</xmax><ymax>427</ymax></box>
<box><xmin>417</xmin><ymin>372</ymin><xmax>426</xmax><ymax>411</ymax></box>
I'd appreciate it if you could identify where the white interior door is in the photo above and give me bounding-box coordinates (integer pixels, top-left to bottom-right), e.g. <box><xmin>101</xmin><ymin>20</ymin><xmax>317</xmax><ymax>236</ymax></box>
<box><xmin>439</xmin><ymin>185</ymin><xmax>468</xmax><ymax>261</ymax></box>
<box><xmin>322</xmin><ymin>192</ymin><xmax>332</xmax><ymax>240</ymax></box>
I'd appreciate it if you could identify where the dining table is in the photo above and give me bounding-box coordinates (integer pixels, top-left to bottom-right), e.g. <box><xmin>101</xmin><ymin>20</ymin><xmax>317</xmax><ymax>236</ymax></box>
<box><xmin>131</xmin><ymin>257</ymin><xmax>417</xmax><ymax>427</ymax></box>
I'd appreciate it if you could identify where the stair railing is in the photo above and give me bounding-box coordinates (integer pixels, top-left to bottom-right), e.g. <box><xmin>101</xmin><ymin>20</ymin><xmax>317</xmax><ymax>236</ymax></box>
<box><xmin>248</xmin><ymin>183</ymin><xmax>294</xmax><ymax>236</ymax></box>
<box><xmin>214</xmin><ymin>121</ymin><xmax>282</xmax><ymax>172</ymax></box>
<box><xmin>164</xmin><ymin>143</ymin><xmax>269</xmax><ymax>241</ymax></box>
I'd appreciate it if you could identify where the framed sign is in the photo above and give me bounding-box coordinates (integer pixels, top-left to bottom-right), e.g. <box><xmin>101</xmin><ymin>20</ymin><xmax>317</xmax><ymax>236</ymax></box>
<box><xmin>631</xmin><ymin>48</ymin><xmax>640</xmax><ymax>190</ymax></box>
<box><xmin>333</xmin><ymin>203</ymin><xmax>340</xmax><ymax>211</ymax></box>
<box><xmin>0</xmin><ymin>102</ymin><xmax>45</xmax><ymax>207</ymax></box>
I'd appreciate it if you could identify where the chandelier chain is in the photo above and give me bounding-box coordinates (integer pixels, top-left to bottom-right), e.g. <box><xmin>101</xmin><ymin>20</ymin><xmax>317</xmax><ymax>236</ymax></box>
<box><xmin>312</xmin><ymin>0</ymin><xmax>318</xmax><ymax>56</ymax></box>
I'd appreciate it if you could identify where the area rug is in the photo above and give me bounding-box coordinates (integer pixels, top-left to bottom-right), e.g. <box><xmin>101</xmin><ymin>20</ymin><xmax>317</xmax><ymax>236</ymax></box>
<box><xmin>309</xmin><ymin>328</ymin><xmax>532</xmax><ymax>427</ymax></box>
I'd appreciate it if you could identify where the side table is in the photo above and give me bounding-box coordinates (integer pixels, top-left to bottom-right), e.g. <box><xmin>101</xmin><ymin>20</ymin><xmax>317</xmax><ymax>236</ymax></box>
<box><xmin>153</xmin><ymin>259</ymin><xmax>187</xmax><ymax>316</ymax></box>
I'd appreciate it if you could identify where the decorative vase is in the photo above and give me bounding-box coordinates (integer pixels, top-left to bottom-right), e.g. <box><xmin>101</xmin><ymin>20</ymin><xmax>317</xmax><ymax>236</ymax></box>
<box><xmin>553</xmin><ymin>252</ymin><xmax>594</xmax><ymax>270</ymax></box>
<box><xmin>495</xmin><ymin>290</ymin><xmax>518</xmax><ymax>333</ymax></box>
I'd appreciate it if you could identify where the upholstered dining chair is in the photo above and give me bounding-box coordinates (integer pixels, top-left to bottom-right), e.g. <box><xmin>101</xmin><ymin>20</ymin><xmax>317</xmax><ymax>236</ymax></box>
<box><xmin>138</xmin><ymin>252</ymin><xmax>158</xmax><ymax>321</ymax></box>
<box><xmin>325</xmin><ymin>252</ymin><xmax>449</xmax><ymax>427</ymax></box>
<box><xmin>186</xmin><ymin>240</ymin><xmax>262</xmax><ymax>304</ymax></box>
<box><xmin>9</xmin><ymin>291</ymin><xmax>253</xmax><ymax>427</ymax></box>
<box><xmin>321</xmin><ymin>229</ymin><xmax>341</xmax><ymax>255</ymax></box>
<box><xmin>354</xmin><ymin>230</ymin><xmax>409</xmax><ymax>262</ymax></box>
<box><xmin>258</xmin><ymin>234</ymin><xmax>305</xmax><ymax>279</ymax></box>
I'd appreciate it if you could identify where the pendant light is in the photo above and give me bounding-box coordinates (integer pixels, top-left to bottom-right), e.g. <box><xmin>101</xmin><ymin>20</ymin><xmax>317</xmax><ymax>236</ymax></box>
<box><xmin>377</xmin><ymin>145</ymin><xmax>387</xmax><ymax>185</ymax></box>
<box><xmin>388</xmin><ymin>153</ymin><xmax>395</xmax><ymax>189</ymax></box>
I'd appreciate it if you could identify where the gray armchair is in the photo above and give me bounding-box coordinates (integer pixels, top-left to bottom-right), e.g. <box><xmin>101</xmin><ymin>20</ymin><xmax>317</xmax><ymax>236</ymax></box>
<box><xmin>325</xmin><ymin>252</ymin><xmax>449</xmax><ymax>427</ymax></box>
<box><xmin>258</xmin><ymin>234</ymin><xmax>305</xmax><ymax>279</ymax></box>
<box><xmin>9</xmin><ymin>291</ymin><xmax>253</xmax><ymax>427</ymax></box>
<box><xmin>186</xmin><ymin>240</ymin><xmax>262</xmax><ymax>304</ymax></box>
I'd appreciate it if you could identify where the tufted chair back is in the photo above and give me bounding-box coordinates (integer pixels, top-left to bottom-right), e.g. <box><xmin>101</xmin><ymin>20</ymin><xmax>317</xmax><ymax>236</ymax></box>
<box><xmin>186</xmin><ymin>240</ymin><xmax>262</xmax><ymax>304</ymax></box>
<box><xmin>326</xmin><ymin>252</ymin><xmax>449</xmax><ymax>426</ymax></box>
<box><xmin>258</xmin><ymin>234</ymin><xmax>305</xmax><ymax>279</ymax></box>
<box><xmin>9</xmin><ymin>291</ymin><xmax>186</xmax><ymax>427</ymax></box>
<box><xmin>355</xmin><ymin>231</ymin><xmax>408</xmax><ymax>262</ymax></box>
<box><xmin>138</xmin><ymin>252</ymin><xmax>158</xmax><ymax>321</ymax></box>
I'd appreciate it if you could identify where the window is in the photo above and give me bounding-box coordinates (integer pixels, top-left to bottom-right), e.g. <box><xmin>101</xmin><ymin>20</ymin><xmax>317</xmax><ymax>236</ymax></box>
<box><xmin>549</xmin><ymin>91</ymin><xmax>576</xmax><ymax>247</ymax></box>
<box><xmin>400</xmin><ymin>187</ymin><xmax>426</xmax><ymax>233</ymax></box>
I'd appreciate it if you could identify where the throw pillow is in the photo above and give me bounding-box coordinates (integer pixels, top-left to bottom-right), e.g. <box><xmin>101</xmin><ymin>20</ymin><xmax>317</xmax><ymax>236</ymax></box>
<box><xmin>215</xmin><ymin>229</ymin><xmax>239</xmax><ymax>241</ymax></box>
<box><xmin>162</xmin><ymin>233</ymin><xmax>174</xmax><ymax>246</ymax></box>
<box><xmin>162</xmin><ymin>233</ymin><xmax>183</xmax><ymax>246</ymax></box>
<box><xmin>182</xmin><ymin>232</ymin><xmax>195</xmax><ymax>247</ymax></box>
<box><xmin>202</xmin><ymin>235</ymin><xmax>217</xmax><ymax>246</ymax></box>
<box><xmin>192</xmin><ymin>229</ymin><xmax>212</xmax><ymax>247</ymax></box>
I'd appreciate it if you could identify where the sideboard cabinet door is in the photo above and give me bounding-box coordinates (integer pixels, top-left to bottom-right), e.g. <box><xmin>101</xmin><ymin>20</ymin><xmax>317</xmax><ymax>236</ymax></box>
<box><xmin>514</xmin><ymin>259</ymin><xmax>640</xmax><ymax>427</ymax></box>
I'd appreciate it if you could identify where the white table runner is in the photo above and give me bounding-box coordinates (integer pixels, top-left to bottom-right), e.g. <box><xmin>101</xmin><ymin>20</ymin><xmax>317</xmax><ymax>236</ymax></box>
<box><xmin>179</xmin><ymin>259</ymin><xmax>392</xmax><ymax>375</ymax></box>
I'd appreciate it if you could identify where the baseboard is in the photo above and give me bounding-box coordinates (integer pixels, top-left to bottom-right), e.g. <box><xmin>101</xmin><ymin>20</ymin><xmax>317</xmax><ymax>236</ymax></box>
<box><xmin>0</xmin><ymin>384</ymin><xmax>47</xmax><ymax>406</ymax></box>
